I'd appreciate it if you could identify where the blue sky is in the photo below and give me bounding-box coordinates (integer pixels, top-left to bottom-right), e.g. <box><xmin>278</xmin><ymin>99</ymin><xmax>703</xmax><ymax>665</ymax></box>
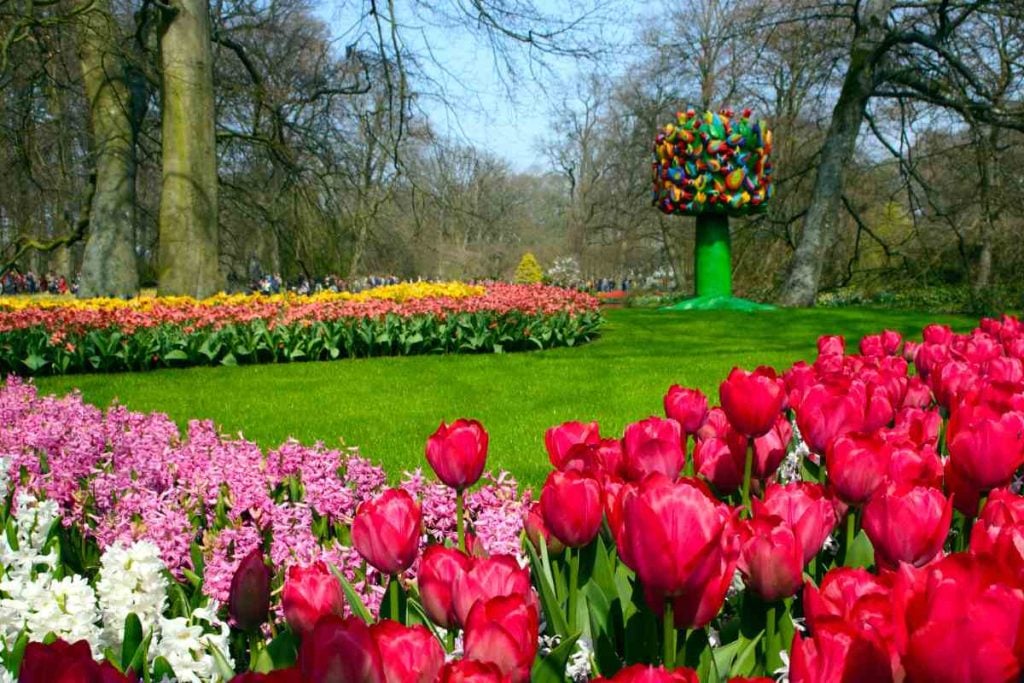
<box><xmin>316</xmin><ymin>0</ymin><xmax>639</xmax><ymax>172</ymax></box>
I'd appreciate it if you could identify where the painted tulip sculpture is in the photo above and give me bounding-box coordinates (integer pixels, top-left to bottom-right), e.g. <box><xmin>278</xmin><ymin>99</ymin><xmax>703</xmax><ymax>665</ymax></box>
<box><xmin>7</xmin><ymin>314</ymin><xmax>1024</xmax><ymax>682</ymax></box>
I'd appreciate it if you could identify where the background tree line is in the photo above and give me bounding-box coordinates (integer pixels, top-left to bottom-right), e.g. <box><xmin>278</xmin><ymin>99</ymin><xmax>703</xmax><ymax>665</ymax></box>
<box><xmin>1</xmin><ymin>0</ymin><xmax>1022</xmax><ymax>307</ymax></box>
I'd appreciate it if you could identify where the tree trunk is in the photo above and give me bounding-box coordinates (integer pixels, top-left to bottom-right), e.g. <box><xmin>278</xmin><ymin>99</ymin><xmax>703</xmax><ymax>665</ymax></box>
<box><xmin>972</xmin><ymin>124</ymin><xmax>998</xmax><ymax>294</ymax></box>
<box><xmin>778</xmin><ymin>0</ymin><xmax>893</xmax><ymax>307</ymax></box>
<box><xmin>157</xmin><ymin>0</ymin><xmax>221</xmax><ymax>297</ymax></box>
<box><xmin>75</xmin><ymin>0</ymin><xmax>140</xmax><ymax>298</ymax></box>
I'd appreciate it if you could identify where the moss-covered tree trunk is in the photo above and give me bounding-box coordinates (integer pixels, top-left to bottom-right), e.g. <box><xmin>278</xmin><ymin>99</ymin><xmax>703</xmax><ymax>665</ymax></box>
<box><xmin>157</xmin><ymin>0</ymin><xmax>221</xmax><ymax>297</ymax></box>
<box><xmin>75</xmin><ymin>0</ymin><xmax>140</xmax><ymax>298</ymax></box>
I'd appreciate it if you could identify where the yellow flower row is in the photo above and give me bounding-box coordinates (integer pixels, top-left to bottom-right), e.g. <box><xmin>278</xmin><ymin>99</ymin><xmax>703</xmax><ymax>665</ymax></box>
<box><xmin>0</xmin><ymin>281</ymin><xmax>485</xmax><ymax>312</ymax></box>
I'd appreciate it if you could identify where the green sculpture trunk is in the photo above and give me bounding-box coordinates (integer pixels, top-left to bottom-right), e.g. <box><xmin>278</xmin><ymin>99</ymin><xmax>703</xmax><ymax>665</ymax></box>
<box><xmin>695</xmin><ymin>214</ymin><xmax>732</xmax><ymax>298</ymax></box>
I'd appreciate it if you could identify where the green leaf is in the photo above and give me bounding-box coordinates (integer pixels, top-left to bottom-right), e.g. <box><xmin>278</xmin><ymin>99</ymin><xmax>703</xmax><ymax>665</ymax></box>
<box><xmin>163</xmin><ymin>349</ymin><xmax>188</xmax><ymax>361</ymax></box>
<box><xmin>151</xmin><ymin>656</ymin><xmax>176</xmax><ymax>682</ymax></box>
<box><xmin>22</xmin><ymin>354</ymin><xmax>47</xmax><ymax>372</ymax></box>
<box><xmin>845</xmin><ymin>529</ymin><xmax>875</xmax><ymax>569</ymax></box>
<box><xmin>524</xmin><ymin>538</ymin><xmax>571</xmax><ymax>638</ymax></box>
<box><xmin>121</xmin><ymin>613</ymin><xmax>144</xmax><ymax>669</ymax></box>
<box><xmin>328</xmin><ymin>563</ymin><xmax>373</xmax><ymax>623</ymax></box>
<box><xmin>530</xmin><ymin>633</ymin><xmax>580</xmax><ymax>683</ymax></box>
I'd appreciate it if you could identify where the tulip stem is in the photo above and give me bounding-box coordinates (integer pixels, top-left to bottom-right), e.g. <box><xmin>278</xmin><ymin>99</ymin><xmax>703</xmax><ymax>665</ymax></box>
<box><xmin>663</xmin><ymin>598</ymin><xmax>676</xmax><ymax>668</ymax></box>
<box><xmin>843</xmin><ymin>510</ymin><xmax>856</xmax><ymax>566</ymax></box>
<box><xmin>568</xmin><ymin>547</ymin><xmax>580</xmax><ymax>634</ymax></box>
<box><xmin>741</xmin><ymin>438</ymin><xmax>754</xmax><ymax>515</ymax></box>
<box><xmin>765</xmin><ymin>602</ymin><xmax>778</xmax><ymax>673</ymax></box>
<box><xmin>683</xmin><ymin>434</ymin><xmax>694</xmax><ymax>477</ymax></box>
<box><xmin>388</xmin><ymin>575</ymin><xmax>400</xmax><ymax>622</ymax></box>
<box><xmin>456</xmin><ymin>489</ymin><xmax>466</xmax><ymax>553</ymax></box>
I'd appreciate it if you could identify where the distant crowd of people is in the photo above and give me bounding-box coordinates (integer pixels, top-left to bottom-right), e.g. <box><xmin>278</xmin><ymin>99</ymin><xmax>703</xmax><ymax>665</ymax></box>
<box><xmin>589</xmin><ymin>278</ymin><xmax>633</xmax><ymax>292</ymax></box>
<box><xmin>1</xmin><ymin>271</ymin><xmax>73</xmax><ymax>296</ymax></box>
<box><xmin>242</xmin><ymin>273</ymin><xmax>411</xmax><ymax>295</ymax></box>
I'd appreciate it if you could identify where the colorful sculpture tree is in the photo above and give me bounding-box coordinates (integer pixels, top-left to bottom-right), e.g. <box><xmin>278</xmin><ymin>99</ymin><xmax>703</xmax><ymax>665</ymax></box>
<box><xmin>652</xmin><ymin>108</ymin><xmax>775</xmax><ymax>310</ymax></box>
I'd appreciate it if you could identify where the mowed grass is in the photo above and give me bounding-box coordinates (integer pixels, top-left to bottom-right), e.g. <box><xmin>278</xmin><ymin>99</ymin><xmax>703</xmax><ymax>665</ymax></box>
<box><xmin>34</xmin><ymin>307</ymin><xmax>978</xmax><ymax>489</ymax></box>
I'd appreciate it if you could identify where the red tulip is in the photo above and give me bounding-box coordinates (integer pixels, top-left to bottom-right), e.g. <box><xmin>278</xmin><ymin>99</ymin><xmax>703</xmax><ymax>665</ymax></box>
<box><xmin>894</xmin><ymin>554</ymin><xmax>1024</xmax><ymax>683</ymax></box>
<box><xmin>523</xmin><ymin>501</ymin><xmax>565</xmax><ymax>555</ymax></box>
<box><xmin>299</xmin><ymin>614</ymin><xmax>384</xmax><ymax>683</ymax></box>
<box><xmin>817</xmin><ymin>334</ymin><xmax>846</xmax><ymax>357</ymax></box>
<box><xmin>352</xmin><ymin>488</ymin><xmax>422</xmax><ymax>574</ymax></box>
<box><xmin>789</xmin><ymin>621</ymin><xmax>894</xmax><ymax>683</ymax></box>
<box><xmin>901</xmin><ymin>376</ymin><xmax>933</xmax><ymax>409</ymax></box>
<box><xmin>228</xmin><ymin>547</ymin><xmax>271</xmax><ymax>632</ymax></box>
<box><xmin>436</xmin><ymin>660</ymin><xmax>509</xmax><ymax>683</ymax></box>
<box><xmin>417</xmin><ymin>545</ymin><xmax>472</xmax><ymax>628</ymax></box>
<box><xmin>663</xmin><ymin>386</ymin><xmax>709</xmax><ymax>435</ymax></box>
<box><xmin>885</xmin><ymin>443</ymin><xmax>943</xmax><ymax>489</ymax></box>
<box><xmin>891</xmin><ymin>407</ymin><xmax>941</xmax><ymax>447</ymax></box>
<box><xmin>758</xmin><ymin>483</ymin><xmax>837</xmax><ymax>564</ymax></box>
<box><xmin>426</xmin><ymin>419</ymin><xmax>489</xmax><ymax>491</ymax></box>
<box><xmin>692</xmin><ymin>429</ymin><xmax>746</xmax><ymax>494</ymax></box>
<box><xmin>947</xmin><ymin>407</ymin><xmax>1024</xmax><ymax>493</ymax></box>
<box><xmin>719</xmin><ymin>366</ymin><xmax>786</xmax><ymax>437</ymax></box>
<box><xmin>622</xmin><ymin>416</ymin><xmax>685</xmax><ymax>480</ymax></box>
<box><xmin>623</xmin><ymin>474</ymin><xmax>739</xmax><ymax>627</ymax></box>
<box><xmin>463</xmin><ymin>594</ymin><xmax>539</xmax><ymax>683</ymax></box>
<box><xmin>593</xmin><ymin>664</ymin><xmax>700</xmax><ymax>682</ymax></box>
<box><xmin>969</xmin><ymin>489</ymin><xmax>1024</xmax><ymax>583</ymax></box>
<box><xmin>738</xmin><ymin>515</ymin><xmax>804</xmax><ymax>601</ymax></box>
<box><xmin>19</xmin><ymin>640</ymin><xmax>136</xmax><ymax>683</ymax></box>
<box><xmin>802</xmin><ymin>567</ymin><xmax>894</xmax><ymax>637</ymax></box>
<box><xmin>595</xmin><ymin>438</ymin><xmax>627</xmax><ymax>477</ymax></box>
<box><xmin>540</xmin><ymin>470</ymin><xmax>602</xmax><ymax>548</ymax></box>
<box><xmin>370</xmin><ymin>620</ymin><xmax>445</xmax><ymax>683</ymax></box>
<box><xmin>826</xmin><ymin>433</ymin><xmax>891</xmax><ymax>506</ymax></box>
<box><xmin>545</xmin><ymin>421</ymin><xmax>600</xmax><ymax>470</ymax></box>
<box><xmin>862</xmin><ymin>482</ymin><xmax>952</xmax><ymax>569</ymax></box>
<box><xmin>453</xmin><ymin>554</ymin><xmax>536</xmax><ymax>625</ymax></box>
<box><xmin>795</xmin><ymin>382</ymin><xmax>864</xmax><ymax>455</ymax></box>
<box><xmin>282</xmin><ymin>561</ymin><xmax>346</xmax><ymax>639</ymax></box>
<box><xmin>752</xmin><ymin>415</ymin><xmax>792</xmax><ymax>481</ymax></box>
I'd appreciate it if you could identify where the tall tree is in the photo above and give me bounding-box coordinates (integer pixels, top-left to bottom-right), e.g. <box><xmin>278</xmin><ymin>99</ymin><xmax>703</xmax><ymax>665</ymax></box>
<box><xmin>75</xmin><ymin>0</ymin><xmax>140</xmax><ymax>297</ymax></box>
<box><xmin>157</xmin><ymin>0</ymin><xmax>220</xmax><ymax>296</ymax></box>
<box><xmin>778</xmin><ymin>0</ymin><xmax>894</xmax><ymax>306</ymax></box>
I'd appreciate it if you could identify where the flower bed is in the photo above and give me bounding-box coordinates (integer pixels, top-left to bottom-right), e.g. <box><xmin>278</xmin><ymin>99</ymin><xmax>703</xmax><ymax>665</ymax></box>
<box><xmin>2</xmin><ymin>313</ymin><xmax>1024</xmax><ymax>682</ymax></box>
<box><xmin>0</xmin><ymin>282</ymin><xmax>601</xmax><ymax>375</ymax></box>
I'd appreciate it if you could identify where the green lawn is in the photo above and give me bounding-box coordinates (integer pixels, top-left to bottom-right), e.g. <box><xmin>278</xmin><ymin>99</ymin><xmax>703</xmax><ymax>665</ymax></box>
<box><xmin>34</xmin><ymin>307</ymin><xmax>978</xmax><ymax>488</ymax></box>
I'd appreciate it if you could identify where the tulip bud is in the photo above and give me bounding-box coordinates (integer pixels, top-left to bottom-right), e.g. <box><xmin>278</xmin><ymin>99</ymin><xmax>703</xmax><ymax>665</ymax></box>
<box><xmin>544</xmin><ymin>421</ymin><xmax>601</xmax><ymax>470</ymax></box>
<box><xmin>282</xmin><ymin>561</ymin><xmax>345</xmax><ymax>639</ymax></box>
<box><xmin>370</xmin><ymin>620</ymin><xmax>445</xmax><ymax>683</ymax></box>
<box><xmin>228</xmin><ymin>547</ymin><xmax>271</xmax><ymax>632</ymax></box>
<box><xmin>453</xmin><ymin>555</ymin><xmax>536</xmax><ymax>626</ymax></box>
<box><xmin>523</xmin><ymin>501</ymin><xmax>565</xmax><ymax>556</ymax></box>
<box><xmin>622</xmin><ymin>416</ymin><xmax>685</xmax><ymax>480</ymax></box>
<box><xmin>862</xmin><ymin>482</ymin><xmax>952</xmax><ymax>569</ymax></box>
<box><xmin>790</xmin><ymin>621</ymin><xmax>893</xmax><ymax>683</ymax></box>
<box><xmin>19</xmin><ymin>640</ymin><xmax>136</xmax><ymax>683</ymax></box>
<box><xmin>464</xmin><ymin>595</ymin><xmax>539</xmax><ymax>683</ymax></box>
<box><xmin>539</xmin><ymin>470</ymin><xmax>602</xmax><ymax>548</ymax></box>
<box><xmin>298</xmin><ymin>614</ymin><xmax>385</xmax><ymax>683</ymax></box>
<box><xmin>352</xmin><ymin>488</ymin><xmax>422</xmax><ymax>575</ymax></box>
<box><xmin>426</xmin><ymin>419</ymin><xmax>489</xmax><ymax>491</ymax></box>
<box><xmin>719</xmin><ymin>366</ymin><xmax>786</xmax><ymax>438</ymax></box>
<box><xmin>663</xmin><ymin>386</ymin><xmax>709</xmax><ymax>435</ymax></box>
<box><xmin>436</xmin><ymin>660</ymin><xmax>508</xmax><ymax>682</ymax></box>
<box><xmin>738</xmin><ymin>515</ymin><xmax>804</xmax><ymax>602</ymax></box>
<box><xmin>418</xmin><ymin>545</ymin><xmax>472</xmax><ymax>628</ymax></box>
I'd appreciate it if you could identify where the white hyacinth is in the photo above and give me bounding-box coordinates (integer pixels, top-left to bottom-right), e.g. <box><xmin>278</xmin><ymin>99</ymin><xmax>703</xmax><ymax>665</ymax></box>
<box><xmin>96</xmin><ymin>540</ymin><xmax>169</xmax><ymax>648</ymax></box>
<box><xmin>152</xmin><ymin>606</ymin><xmax>234</xmax><ymax>682</ymax></box>
<box><xmin>0</xmin><ymin>665</ymin><xmax>15</xmax><ymax>683</ymax></box>
<box><xmin>0</xmin><ymin>455</ymin><xmax>10</xmax><ymax>501</ymax></box>
<box><xmin>0</xmin><ymin>491</ymin><xmax>60</xmax><ymax>584</ymax></box>
<box><xmin>22</xmin><ymin>575</ymin><xmax>103</xmax><ymax>649</ymax></box>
